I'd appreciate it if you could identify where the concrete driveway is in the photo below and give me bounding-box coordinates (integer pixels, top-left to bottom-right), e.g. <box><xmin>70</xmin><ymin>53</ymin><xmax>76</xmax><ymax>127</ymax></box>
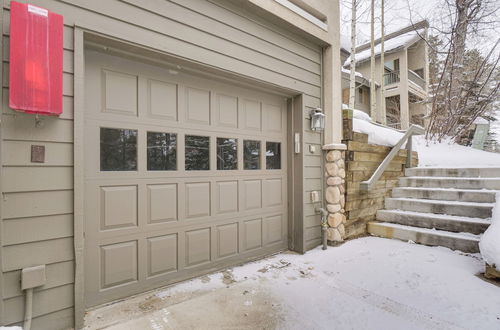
<box><xmin>84</xmin><ymin>237</ymin><xmax>500</xmax><ymax>330</ymax></box>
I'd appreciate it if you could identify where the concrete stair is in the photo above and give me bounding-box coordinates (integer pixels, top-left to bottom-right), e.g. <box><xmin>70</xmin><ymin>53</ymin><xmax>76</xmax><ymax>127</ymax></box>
<box><xmin>368</xmin><ymin>167</ymin><xmax>500</xmax><ymax>253</ymax></box>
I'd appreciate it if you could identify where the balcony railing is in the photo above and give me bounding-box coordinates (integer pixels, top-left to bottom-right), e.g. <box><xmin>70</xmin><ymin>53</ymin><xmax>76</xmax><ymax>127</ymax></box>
<box><xmin>383</xmin><ymin>70</ymin><xmax>426</xmax><ymax>90</ymax></box>
<box><xmin>384</xmin><ymin>71</ymin><xmax>400</xmax><ymax>85</ymax></box>
<box><xmin>408</xmin><ymin>70</ymin><xmax>426</xmax><ymax>89</ymax></box>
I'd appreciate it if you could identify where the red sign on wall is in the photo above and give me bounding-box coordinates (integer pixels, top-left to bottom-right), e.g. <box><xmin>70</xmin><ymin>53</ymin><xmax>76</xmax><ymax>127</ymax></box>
<box><xmin>9</xmin><ymin>2</ymin><xmax>63</xmax><ymax>115</ymax></box>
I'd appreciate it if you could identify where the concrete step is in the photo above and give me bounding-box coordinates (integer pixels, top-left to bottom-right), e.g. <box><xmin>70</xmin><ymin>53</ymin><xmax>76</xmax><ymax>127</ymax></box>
<box><xmin>376</xmin><ymin>209</ymin><xmax>491</xmax><ymax>234</ymax></box>
<box><xmin>367</xmin><ymin>222</ymin><xmax>480</xmax><ymax>253</ymax></box>
<box><xmin>391</xmin><ymin>187</ymin><xmax>497</xmax><ymax>203</ymax></box>
<box><xmin>385</xmin><ymin>197</ymin><xmax>494</xmax><ymax>219</ymax></box>
<box><xmin>405</xmin><ymin>167</ymin><xmax>500</xmax><ymax>178</ymax></box>
<box><xmin>399</xmin><ymin>176</ymin><xmax>500</xmax><ymax>190</ymax></box>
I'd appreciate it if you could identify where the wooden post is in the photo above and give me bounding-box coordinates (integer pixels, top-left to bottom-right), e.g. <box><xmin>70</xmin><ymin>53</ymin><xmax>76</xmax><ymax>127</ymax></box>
<box><xmin>405</xmin><ymin>134</ymin><xmax>413</xmax><ymax>168</ymax></box>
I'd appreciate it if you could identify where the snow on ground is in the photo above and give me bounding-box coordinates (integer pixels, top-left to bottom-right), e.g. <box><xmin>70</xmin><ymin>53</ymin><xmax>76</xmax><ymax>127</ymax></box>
<box><xmin>86</xmin><ymin>237</ymin><xmax>500</xmax><ymax>330</ymax></box>
<box><xmin>350</xmin><ymin>109</ymin><xmax>500</xmax><ymax>167</ymax></box>
<box><xmin>479</xmin><ymin>192</ymin><xmax>500</xmax><ymax>269</ymax></box>
<box><xmin>414</xmin><ymin>136</ymin><xmax>500</xmax><ymax>167</ymax></box>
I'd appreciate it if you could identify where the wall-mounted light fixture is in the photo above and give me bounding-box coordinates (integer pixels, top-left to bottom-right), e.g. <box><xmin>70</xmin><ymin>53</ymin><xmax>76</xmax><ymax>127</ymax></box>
<box><xmin>310</xmin><ymin>108</ymin><xmax>325</xmax><ymax>131</ymax></box>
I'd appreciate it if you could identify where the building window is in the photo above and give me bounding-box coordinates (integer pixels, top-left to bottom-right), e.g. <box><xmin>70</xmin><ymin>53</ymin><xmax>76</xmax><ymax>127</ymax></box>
<box><xmin>100</xmin><ymin>127</ymin><xmax>137</xmax><ymax>171</ymax></box>
<box><xmin>147</xmin><ymin>132</ymin><xmax>177</xmax><ymax>171</ymax></box>
<box><xmin>266</xmin><ymin>142</ymin><xmax>281</xmax><ymax>169</ymax></box>
<box><xmin>185</xmin><ymin>135</ymin><xmax>210</xmax><ymax>171</ymax></box>
<box><xmin>244</xmin><ymin>140</ymin><xmax>260</xmax><ymax>170</ymax></box>
<box><xmin>217</xmin><ymin>137</ymin><xmax>237</xmax><ymax>170</ymax></box>
<box><xmin>358</xmin><ymin>88</ymin><xmax>364</xmax><ymax>104</ymax></box>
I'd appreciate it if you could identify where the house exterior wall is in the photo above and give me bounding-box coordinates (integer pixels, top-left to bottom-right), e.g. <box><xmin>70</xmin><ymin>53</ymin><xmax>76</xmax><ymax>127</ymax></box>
<box><xmin>353</xmin><ymin>40</ymin><xmax>428</xmax><ymax>128</ymax></box>
<box><xmin>0</xmin><ymin>0</ymin><xmax>340</xmax><ymax>328</ymax></box>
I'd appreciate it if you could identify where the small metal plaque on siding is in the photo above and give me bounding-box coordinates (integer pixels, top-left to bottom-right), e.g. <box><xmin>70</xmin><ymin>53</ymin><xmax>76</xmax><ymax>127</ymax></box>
<box><xmin>31</xmin><ymin>145</ymin><xmax>45</xmax><ymax>163</ymax></box>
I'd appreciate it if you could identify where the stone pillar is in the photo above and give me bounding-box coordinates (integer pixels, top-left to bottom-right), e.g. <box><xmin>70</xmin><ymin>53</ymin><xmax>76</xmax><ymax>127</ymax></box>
<box><xmin>323</xmin><ymin>145</ymin><xmax>347</xmax><ymax>243</ymax></box>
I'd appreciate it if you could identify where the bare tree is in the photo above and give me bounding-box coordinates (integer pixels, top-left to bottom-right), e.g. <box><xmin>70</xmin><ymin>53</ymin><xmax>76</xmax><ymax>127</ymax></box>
<box><xmin>379</xmin><ymin>0</ymin><xmax>386</xmax><ymax>124</ymax></box>
<box><xmin>348</xmin><ymin>0</ymin><xmax>357</xmax><ymax>110</ymax></box>
<box><xmin>424</xmin><ymin>0</ymin><xmax>500</xmax><ymax>142</ymax></box>
<box><xmin>369</xmin><ymin>0</ymin><xmax>377</xmax><ymax>119</ymax></box>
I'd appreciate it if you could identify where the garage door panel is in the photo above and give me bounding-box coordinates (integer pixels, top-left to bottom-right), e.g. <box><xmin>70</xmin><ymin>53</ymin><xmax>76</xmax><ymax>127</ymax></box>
<box><xmin>263</xmin><ymin>103</ymin><xmax>283</xmax><ymax>133</ymax></box>
<box><xmin>185</xmin><ymin>182</ymin><xmax>211</xmax><ymax>219</ymax></box>
<box><xmin>185</xmin><ymin>228</ymin><xmax>211</xmax><ymax>267</ymax></box>
<box><xmin>185</xmin><ymin>87</ymin><xmax>211</xmax><ymax>125</ymax></box>
<box><xmin>102</xmin><ymin>70</ymin><xmax>138</xmax><ymax>116</ymax></box>
<box><xmin>215</xmin><ymin>94</ymin><xmax>238</xmax><ymax>128</ymax></box>
<box><xmin>241</xmin><ymin>179</ymin><xmax>262</xmax><ymax>211</ymax></box>
<box><xmin>264</xmin><ymin>214</ymin><xmax>283</xmax><ymax>245</ymax></box>
<box><xmin>100</xmin><ymin>185</ymin><xmax>138</xmax><ymax>231</ymax></box>
<box><xmin>242</xmin><ymin>99</ymin><xmax>261</xmax><ymax>131</ymax></box>
<box><xmin>216</xmin><ymin>181</ymin><xmax>239</xmax><ymax>214</ymax></box>
<box><xmin>85</xmin><ymin>51</ymin><xmax>288</xmax><ymax>307</ymax></box>
<box><xmin>147</xmin><ymin>79</ymin><xmax>178</xmax><ymax>121</ymax></box>
<box><xmin>147</xmin><ymin>184</ymin><xmax>178</xmax><ymax>224</ymax></box>
<box><xmin>147</xmin><ymin>234</ymin><xmax>178</xmax><ymax>277</ymax></box>
<box><xmin>263</xmin><ymin>178</ymin><xmax>282</xmax><ymax>207</ymax></box>
<box><xmin>216</xmin><ymin>223</ymin><xmax>239</xmax><ymax>259</ymax></box>
<box><xmin>243</xmin><ymin>218</ymin><xmax>263</xmax><ymax>251</ymax></box>
<box><xmin>100</xmin><ymin>240</ymin><xmax>138</xmax><ymax>289</ymax></box>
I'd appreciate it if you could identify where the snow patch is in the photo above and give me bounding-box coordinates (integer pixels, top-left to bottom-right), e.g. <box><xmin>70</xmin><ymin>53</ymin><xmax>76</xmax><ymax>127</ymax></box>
<box><xmin>351</xmin><ymin>110</ymin><xmax>405</xmax><ymax>147</ymax></box>
<box><xmin>414</xmin><ymin>136</ymin><xmax>500</xmax><ymax>167</ymax></box>
<box><xmin>479</xmin><ymin>193</ymin><xmax>500</xmax><ymax>269</ymax></box>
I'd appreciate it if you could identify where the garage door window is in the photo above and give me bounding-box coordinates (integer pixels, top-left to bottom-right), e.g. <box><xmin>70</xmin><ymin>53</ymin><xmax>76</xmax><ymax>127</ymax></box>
<box><xmin>185</xmin><ymin>135</ymin><xmax>210</xmax><ymax>170</ymax></box>
<box><xmin>266</xmin><ymin>142</ymin><xmax>281</xmax><ymax>169</ymax></box>
<box><xmin>244</xmin><ymin>140</ymin><xmax>260</xmax><ymax>170</ymax></box>
<box><xmin>147</xmin><ymin>132</ymin><xmax>177</xmax><ymax>171</ymax></box>
<box><xmin>100</xmin><ymin>127</ymin><xmax>137</xmax><ymax>171</ymax></box>
<box><xmin>217</xmin><ymin>138</ymin><xmax>237</xmax><ymax>170</ymax></box>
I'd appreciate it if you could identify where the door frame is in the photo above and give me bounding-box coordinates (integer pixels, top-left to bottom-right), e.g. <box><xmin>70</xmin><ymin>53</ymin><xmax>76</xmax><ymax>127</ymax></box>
<box><xmin>73</xmin><ymin>26</ymin><xmax>307</xmax><ymax>328</ymax></box>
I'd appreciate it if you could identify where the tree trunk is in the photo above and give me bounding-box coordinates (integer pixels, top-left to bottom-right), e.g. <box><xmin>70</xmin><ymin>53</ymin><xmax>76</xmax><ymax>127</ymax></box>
<box><xmin>348</xmin><ymin>0</ymin><xmax>357</xmax><ymax>110</ymax></box>
<box><xmin>370</xmin><ymin>0</ymin><xmax>377</xmax><ymax>120</ymax></box>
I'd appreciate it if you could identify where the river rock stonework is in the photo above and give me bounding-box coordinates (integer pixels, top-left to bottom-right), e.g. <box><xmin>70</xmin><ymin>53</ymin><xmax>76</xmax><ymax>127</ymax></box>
<box><xmin>324</xmin><ymin>148</ymin><xmax>346</xmax><ymax>243</ymax></box>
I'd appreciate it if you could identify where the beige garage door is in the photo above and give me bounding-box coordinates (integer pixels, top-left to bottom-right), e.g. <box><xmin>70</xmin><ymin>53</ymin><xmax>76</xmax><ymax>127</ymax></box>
<box><xmin>83</xmin><ymin>50</ymin><xmax>289</xmax><ymax>307</ymax></box>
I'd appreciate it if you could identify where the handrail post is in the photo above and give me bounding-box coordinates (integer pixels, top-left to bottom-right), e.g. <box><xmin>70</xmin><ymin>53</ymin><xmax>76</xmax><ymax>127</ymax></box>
<box><xmin>405</xmin><ymin>134</ymin><xmax>413</xmax><ymax>168</ymax></box>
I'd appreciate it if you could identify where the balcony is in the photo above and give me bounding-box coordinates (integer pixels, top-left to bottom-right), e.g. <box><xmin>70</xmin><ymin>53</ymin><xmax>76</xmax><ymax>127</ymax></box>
<box><xmin>408</xmin><ymin>69</ymin><xmax>426</xmax><ymax>90</ymax></box>
<box><xmin>384</xmin><ymin>71</ymin><xmax>400</xmax><ymax>85</ymax></box>
<box><xmin>383</xmin><ymin>70</ymin><xmax>426</xmax><ymax>90</ymax></box>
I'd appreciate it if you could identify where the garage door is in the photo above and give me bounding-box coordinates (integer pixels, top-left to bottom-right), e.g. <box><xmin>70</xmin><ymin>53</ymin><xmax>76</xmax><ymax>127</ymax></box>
<box><xmin>83</xmin><ymin>50</ymin><xmax>289</xmax><ymax>307</ymax></box>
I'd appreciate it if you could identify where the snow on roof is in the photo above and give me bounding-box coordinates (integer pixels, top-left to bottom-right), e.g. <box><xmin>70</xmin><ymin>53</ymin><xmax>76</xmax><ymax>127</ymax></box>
<box><xmin>340</xmin><ymin>34</ymin><xmax>351</xmax><ymax>51</ymax></box>
<box><xmin>341</xmin><ymin>67</ymin><xmax>364</xmax><ymax>78</ymax></box>
<box><xmin>343</xmin><ymin>29</ymin><xmax>424</xmax><ymax>67</ymax></box>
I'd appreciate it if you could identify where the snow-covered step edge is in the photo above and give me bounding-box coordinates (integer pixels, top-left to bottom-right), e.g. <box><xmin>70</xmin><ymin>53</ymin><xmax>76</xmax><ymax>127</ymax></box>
<box><xmin>385</xmin><ymin>197</ymin><xmax>494</xmax><ymax>219</ymax></box>
<box><xmin>399</xmin><ymin>177</ymin><xmax>500</xmax><ymax>189</ymax></box>
<box><xmin>405</xmin><ymin>167</ymin><xmax>500</xmax><ymax>178</ymax></box>
<box><xmin>367</xmin><ymin>222</ymin><xmax>480</xmax><ymax>253</ymax></box>
<box><xmin>392</xmin><ymin>187</ymin><xmax>497</xmax><ymax>203</ymax></box>
<box><xmin>376</xmin><ymin>209</ymin><xmax>491</xmax><ymax>235</ymax></box>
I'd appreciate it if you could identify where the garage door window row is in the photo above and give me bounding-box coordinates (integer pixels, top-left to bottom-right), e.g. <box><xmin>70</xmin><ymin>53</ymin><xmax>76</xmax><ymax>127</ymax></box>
<box><xmin>100</xmin><ymin>127</ymin><xmax>281</xmax><ymax>171</ymax></box>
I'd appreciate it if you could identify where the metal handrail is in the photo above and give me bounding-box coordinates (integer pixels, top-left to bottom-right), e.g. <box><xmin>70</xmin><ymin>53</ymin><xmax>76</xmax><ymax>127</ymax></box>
<box><xmin>384</xmin><ymin>71</ymin><xmax>400</xmax><ymax>85</ymax></box>
<box><xmin>359</xmin><ymin>125</ymin><xmax>425</xmax><ymax>191</ymax></box>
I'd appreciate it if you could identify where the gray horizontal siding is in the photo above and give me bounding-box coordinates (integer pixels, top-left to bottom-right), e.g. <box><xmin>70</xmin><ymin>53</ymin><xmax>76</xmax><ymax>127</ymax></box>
<box><xmin>0</xmin><ymin>0</ymin><xmax>324</xmax><ymax>327</ymax></box>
